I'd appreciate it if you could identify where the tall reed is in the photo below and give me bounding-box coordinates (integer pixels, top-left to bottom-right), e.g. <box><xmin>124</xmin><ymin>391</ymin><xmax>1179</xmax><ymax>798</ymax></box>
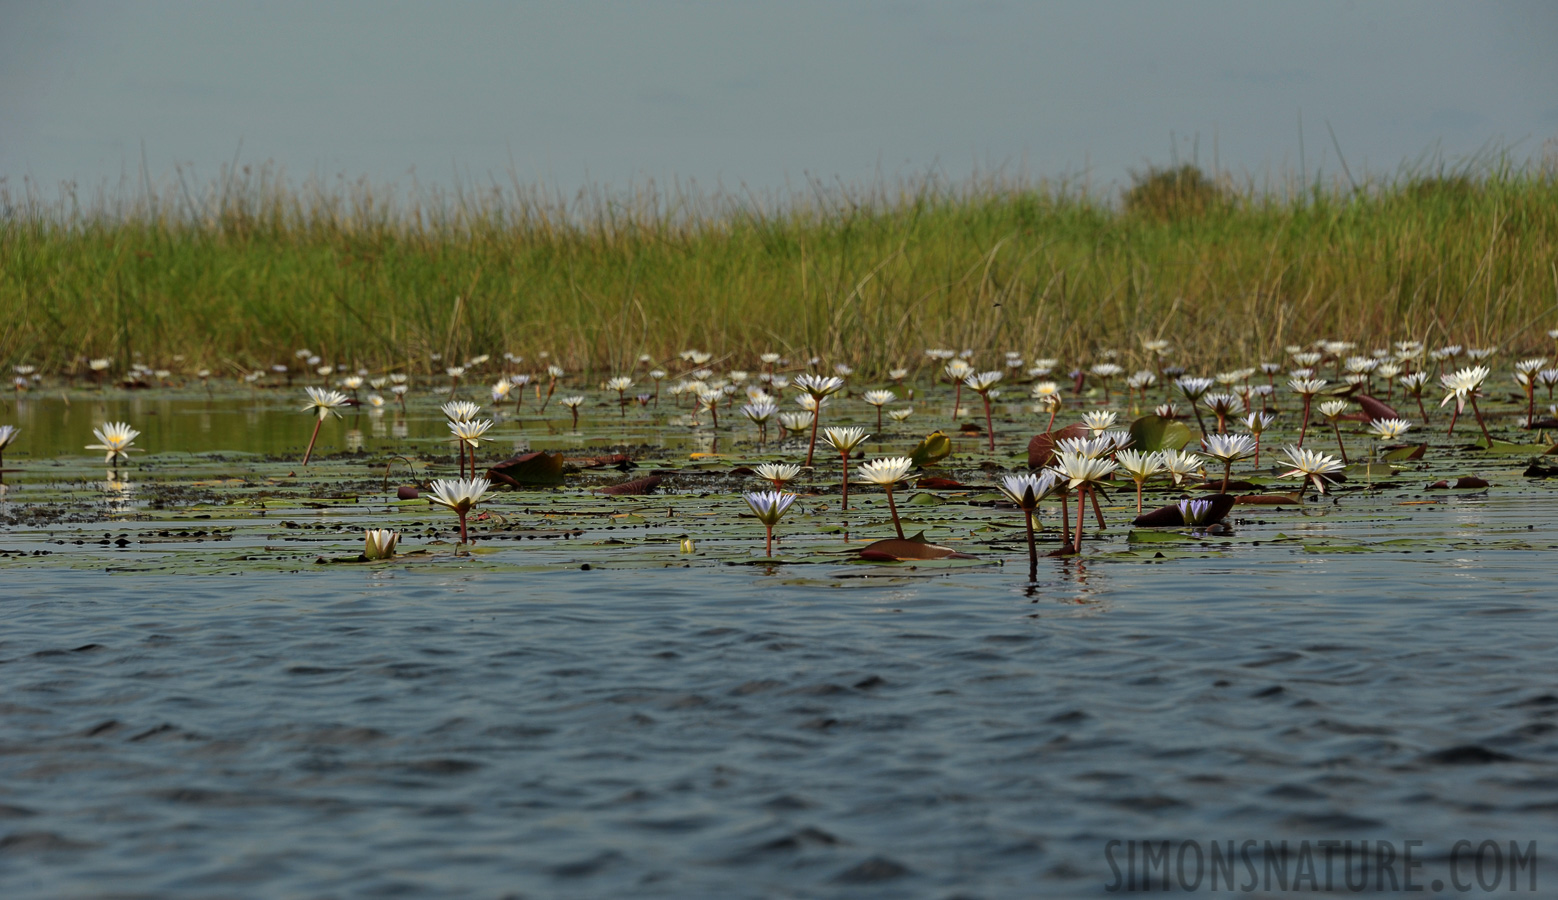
<box><xmin>3</xmin><ymin>154</ymin><xmax>1556</xmax><ymax>375</ymax></box>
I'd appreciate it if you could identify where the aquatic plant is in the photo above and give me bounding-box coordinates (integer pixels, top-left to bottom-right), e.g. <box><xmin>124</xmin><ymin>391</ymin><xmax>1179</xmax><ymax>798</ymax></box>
<box><xmin>743</xmin><ymin>490</ymin><xmax>798</xmax><ymax>558</ymax></box>
<box><xmin>448</xmin><ymin>418</ymin><xmax>493</xmax><ymax>478</ymax></box>
<box><xmin>87</xmin><ymin>421</ymin><xmax>141</xmax><ymax>473</ymax></box>
<box><xmin>300</xmin><ymin>387</ymin><xmax>350</xmax><ymax>465</ymax></box>
<box><xmin>559</xmin><ymin>395</ymin><xmax>586</xmax><ymax>430</ymax></box>
<box><xmin>1317</xmin><ymin>400</ymin><xmax>1352</xmax><ymax>464</ymax></box>
<box><xmin>755</xmin><ymin>462</ymin><xmax>802</xmax><ymax>491</ymax></box>
<box><xmin>822</xmin><ymin>426</ymin><xmax>871</xmax><ymax>510</ymax></box>
<box><xmin>427</xmin><ymin>477</ymin><xmax>491</xmax><ymax>544</ymax></box>
<box><xmin>794</xmin><ymin>374</ymin><xmax>845</xmax><ymax>467</ymax></box>
<box><xmin>364</xmin><ymin>529</ymin><xmax>399</xmax><ymax>561</ymax></box>
<box><xmin>1048</xmin><ymin>450</ymin><xmax>1118</xmax><ymax>554</ymax></box>
<box><xmin>1202</xmin><ymin>433</ymin><xmax>1256</xmax><ymax>492</ymax></box>
<box><xmin>862</xmin><ymin>389</ymin><xmax>896</xmax><ymax>431</ymax></box>
<box><xmin>741</xmin><ymin>401</ymin><xmax>778</xmax><ymax>446</ymax></box>
<box><xmin>998</xmin><ymin>471</ymin><xmax>1060</xmax><ymax>578</ymax></box>
<box><xmin>1177</xmin><ymin>498</ymin><xmax>1214</xmax><ymax>527</ymax></box>
<box><xmin>1114</xmin><ymin>448</ymin><xmax>1164</xmax><ymax>514</ymax></box>
<box><xmin>1287</xmin><ymin>378</ymin><xmax>1327</xmax><ymax>447</ymax></box>
<box><xmin>858</xmin><ymin>456</ymin><xmax>916</xmax><ymax>539</ymax></box>
<box><xmin>963</xmin><ymin>371</ymin><xmax>1003</xmax><ymax>451</ymax></box>
<box><xmin>1440</xmin><ymin>365</ymin><xmax>1492</xmax><ymax>443</ymax></box>
<box><xmin>1277</xmin><ymin>445</ymin><xmax>1345</xmax><ymax>497</ymax></box>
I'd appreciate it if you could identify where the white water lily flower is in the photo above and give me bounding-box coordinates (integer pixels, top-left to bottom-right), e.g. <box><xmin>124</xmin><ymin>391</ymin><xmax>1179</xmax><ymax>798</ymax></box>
<box><xmin>1081</xmin><ymin>410</ymin><xmax>1117</xmax><ymax>434</ymax></box>
<box><xmin>1317</xmin><ymin>400</ymin><xmax>1350</xmax><ymax>421</ymax></box>
<box><xmin>606</xmin><ymin>376</ymin><xmax>634</xmax><ymax>392</ymax></box>
<box><xmin>1115</xmin><ymin>449</ymin><xmax>1164</xmax><ymax>481</ymax></box>
<box><xmin>364</xmin><ymin>529</ymin><xmax>399</xmax><ymax>561</ymax></box>
<box><xmin>559</xmin><ymin>395</ymin><xmax>586</xmax><ymax>409</ymax></box>
<box><xmin>888</xmin><ymin>408</ymin><xmax>914</xmax><ymax>423</ymax></box>
<box><xmin>822</xmin><ymin>426</ymin><xmax>870</xmax><ymax>455</ymax></box>
<box><xmin>1368</xmin><ymin>418</ymin><xmax>1413</xmax><ymax>440</ymax></box>
<box><xmin>794</xmin><ymin>373</ymin><xmax>845</xmax><ymax>398</ymax></box>
<box><xmin>1175</xmin><ymin>376</ymin><xmax>1214</xmax><ymax>400</ymax></box>
<box><xmin>744</xmin><ymin>490</ymin><xmax>797</xmax><ymax>526</ymax></box>
<box><xmin>1439</xmin><ymin>366</ymin><xmax>1490</xmax><ymax>412</ymax></box>
<box><xmin>1158</xmin><ymin>449</ymin><xmax>1204</xmax><ymax>486</ymax></box>
<box><xmin>755</xmin><ymin>462</ymin><xmax>802</xmax><ymax>489</ymax></box>
<box><xmin>963</xmin><ymin>370</ymin><xmax>1002</xmax><ymax>392</ymax></box>
<box><xmin>303</xmin><ymin>387</ymin><xmax>351</xmax><ymax>420</ymax></box>
<box><xmin>448</xmin><ymin>418</ymin><xmax>493</xmax><ymax>448</ymax></box>
<box><xmin>427</xmin><ymin>476</ymin><xmax>491</xmax><ymax>544</ymax></box>
<box><xmin>742</xmin><ymin>402</ymin><xmax>778</xmax><ymax>424</ymax></box>
<box><xmin>427</xmin><ymin>477</ymin><xmax>489</xmax><ymax>514</ymax></box>
<box><xmin>1047</xmin><ymin>450</ymin><xmax>1118</xmax><ymax>489</ymax></box>
<box><xmin>1277</xmin><ymin>446</ymin><xmax>1346</xmax><ymax>495</ymax></box>
<box><xmin>1243</xmin><ymin>412</ymin><xmax>1276</xmax><ymax>434</ymax></box>
<box><xmin>778</xmin><ymin>411</ymin><xmax>813</xmax><ymax>432</ymax></box>
<box><xmin>998</xmin><ymin>471</ymin><xmax>1059</xmax><ymax>510</ymax></box>
<box><xmin>87</xmin><ymin>422</ymin><xmax>140</xmax><ymax>464</ymax></box>
<box><xmin>441</xmin><ymin>400</ymin><xmax>482</xmax><ymax>422</ymax></box>
<box><xmin>1288</xmin><ymin>377</ymin><xmax>1328</xmax><ymax>397</ymax></box>
<box><xmin>857</xmin><ymin>457</ymin><xmax>915</xmax><ymax>486</ymax></box>
<box><xmin>1202</xmin><ymin>433</ymin><xmax>1258</xmax><ymax>464</ymax></box>
<box><xmin>862</xmin><ymin>389</ymin><xmax>895</xmax><ymax>408</ymax></box>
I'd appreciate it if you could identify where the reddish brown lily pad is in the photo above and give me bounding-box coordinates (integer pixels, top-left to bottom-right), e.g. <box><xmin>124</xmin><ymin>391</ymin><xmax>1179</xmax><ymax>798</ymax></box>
<box><xmin>1357</xmin><ymin>395</ymin><xmax>1403</xmax><ymax>421</ymax></box>
<box><xmin>916</xmin><ymin>477</ymin><xmax>972</xmax><ymax>490</ymax></box>
<box><xmin>396</xmin><ymin>485</ymin><xmax>420</xmax><ymax>500</ymax></box>
<box><xmin>1027</xmin><ymin>424</ymin><xmax>1090</xmax><ymax>469</ymax></box>
<box><xmin>598</xmin><ymin>475</ymin><xmax>663</xmax><ymax>496</ymax></box>
<box><xmin>1234</xmin><ymin>493</ymin><xmax>1301</xmax><ymax>505</ymax></box>
<box><xmin>486</xmin><ymin>451</ymin><xmax>566</xmax><ymax>487</ymax></box>
<box><xmin>1425</xmin><ymin>476</ymin><xmax>1490</xmax><ymax>490</ymax></box>
<box><xmin>857</xmin><ymin>532</ymin><xmax>977</xmax><ymax>561</ymax></box>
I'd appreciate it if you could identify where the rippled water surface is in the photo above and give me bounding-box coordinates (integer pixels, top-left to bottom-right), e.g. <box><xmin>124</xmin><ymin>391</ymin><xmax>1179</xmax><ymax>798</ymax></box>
<box><xmin>2</xmin><ymin>389</ymin><xmax>1556</xmax><ymax>897</ymax></box>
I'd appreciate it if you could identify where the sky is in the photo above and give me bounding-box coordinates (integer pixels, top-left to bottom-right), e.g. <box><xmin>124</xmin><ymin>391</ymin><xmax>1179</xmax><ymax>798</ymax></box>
<box><xmin>3</xmin><ymin>0</ymin><xmax>1556</xmax><ymax>204</ymax></box>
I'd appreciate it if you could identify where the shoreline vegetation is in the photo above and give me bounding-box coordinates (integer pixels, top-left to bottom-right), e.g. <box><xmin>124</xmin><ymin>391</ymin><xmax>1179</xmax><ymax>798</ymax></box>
<box><xmin>3</xmin><ymin>156</ymin><xmax>1557</xmax><ymax>374</ymax></box>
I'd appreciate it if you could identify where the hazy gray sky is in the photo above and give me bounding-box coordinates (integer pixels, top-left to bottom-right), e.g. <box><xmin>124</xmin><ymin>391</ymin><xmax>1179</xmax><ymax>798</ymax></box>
<box><xmin>3</xmin><ymin>1</ymin><xmax>1555</xmax><ymax>200</ymax></box>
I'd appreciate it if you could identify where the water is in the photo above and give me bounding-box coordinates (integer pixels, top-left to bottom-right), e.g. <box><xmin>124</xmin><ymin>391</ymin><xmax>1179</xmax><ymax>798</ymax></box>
<box><xmin>1</xmin><ymin>386</ymin><xmax>1555</xmax><ymax>897</ymax></box>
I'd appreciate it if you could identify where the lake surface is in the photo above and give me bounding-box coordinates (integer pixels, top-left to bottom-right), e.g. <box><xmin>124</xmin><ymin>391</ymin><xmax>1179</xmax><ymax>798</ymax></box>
<box><xmin>2</xmin><ymin>384</ymin><xmax>1555</xmax><ymax>897</ymax></box>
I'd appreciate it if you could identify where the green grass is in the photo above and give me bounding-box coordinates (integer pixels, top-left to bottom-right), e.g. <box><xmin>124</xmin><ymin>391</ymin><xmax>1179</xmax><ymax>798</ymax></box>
<box><xmin>3</xmin><ymin>160</ymin><xmax>1557</xmax><ymax>375</ymax></box>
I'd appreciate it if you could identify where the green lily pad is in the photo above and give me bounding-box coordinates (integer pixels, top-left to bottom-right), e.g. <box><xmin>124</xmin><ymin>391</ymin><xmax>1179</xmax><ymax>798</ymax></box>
<box><xmin>1129</xmin><ymin>415</ymin><xmax>1195</xmax><ymax>453</ymax></box>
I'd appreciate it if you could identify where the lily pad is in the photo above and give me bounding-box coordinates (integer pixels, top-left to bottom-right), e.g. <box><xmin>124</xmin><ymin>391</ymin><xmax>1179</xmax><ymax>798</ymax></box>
<box><xmin>857</xmin><ymin>532</ymin><xmax>977</xmax><ymax>561</ymax></box>
<box><xmin>1027</xmin><ymin>423</ymin><xmax>1090</xmax><ymax>468</ymax></box>
<box><xmin>908</xmin><ymin>431</ymin><xmax>953</xmax><ymax>468</ymax></box>
<box><xmin>486</xmin><ymin>451</ymin><xmax>565</xmax><ymax>487</ymax></box>
<box><xmin>1127</xmin><ymin>415</ymin><xmax>1194</xmax><ymax>454</ymax></box>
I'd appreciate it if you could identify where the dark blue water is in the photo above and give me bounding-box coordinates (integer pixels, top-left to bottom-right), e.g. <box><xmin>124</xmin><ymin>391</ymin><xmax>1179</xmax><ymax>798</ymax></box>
<box><xmin>4</xmin><ymin>528</ymin><xmax>1555</xmax><ymax>898</ymax></box>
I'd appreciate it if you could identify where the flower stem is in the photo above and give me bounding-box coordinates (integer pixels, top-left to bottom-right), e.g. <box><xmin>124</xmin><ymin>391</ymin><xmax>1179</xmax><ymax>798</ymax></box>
<box><xmin>885</xmin><ymin>485</ymin><xmax>904</xmax><ymax>539</ymax></box>
<box><xmin>983</xmin><ymin>395</ymin><xmax>995</xmax><ymax>452</ymax></box>
<box><xmin>1332</xmin><ymin>423</ymin><xmax>1349</xmax><ymax>464</ymax></box>
<box><xmin>1023</xmin><ymin>509</ymin><xmax>1037</xmax><ymax>580</ymax></box>
<box><xmin>1469</xmin><ymin>393</ymin><xmax>1493</xmax><ymax>445</ymax></box>
<box><xmin>302</xmin><ymin>416</ymin><xmax>323</xmax><ymax>465</ymax></box>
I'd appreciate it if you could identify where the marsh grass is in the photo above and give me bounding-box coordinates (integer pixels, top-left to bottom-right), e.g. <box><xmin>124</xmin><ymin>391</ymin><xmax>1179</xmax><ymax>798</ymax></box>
<box><xmin>3</xmin><ymin>155</ymin><xmax>1557</xmax><ymax>375</ymax></box>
